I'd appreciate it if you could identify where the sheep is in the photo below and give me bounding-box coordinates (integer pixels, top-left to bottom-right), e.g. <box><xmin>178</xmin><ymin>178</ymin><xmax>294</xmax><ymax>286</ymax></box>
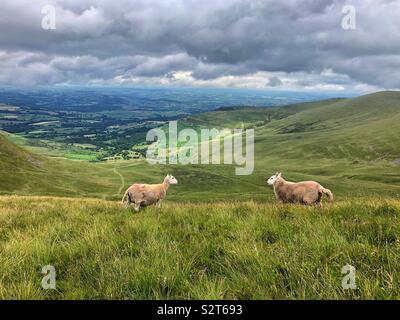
<box><xmin>121</xmin><ymin>174</ymin><xmax>178</xmax><ymax>211</ymax></box>
<box><xmin>266</xmin><ymin>172</ymin><xmax>333</xmax><ymax>205</ymax></box>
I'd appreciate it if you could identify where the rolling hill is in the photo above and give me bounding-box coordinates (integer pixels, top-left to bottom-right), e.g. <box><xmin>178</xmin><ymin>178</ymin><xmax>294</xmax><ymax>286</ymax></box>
<box><xmin>162</xmin><ymin>91</ymin><xmax>400</xmax><ymax>199</ymax></box>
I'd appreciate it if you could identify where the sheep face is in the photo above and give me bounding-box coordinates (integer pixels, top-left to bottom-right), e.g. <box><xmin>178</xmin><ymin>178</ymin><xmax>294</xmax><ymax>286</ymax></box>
<box><xmin>267</xmin><ymin>172</ymin><xmax>282</xmax><ymax>185</ymax></box>
<box><xmin>166</xmin><ymin>174</ymin><xmax>178</xmax><ymax>184</ymax></box>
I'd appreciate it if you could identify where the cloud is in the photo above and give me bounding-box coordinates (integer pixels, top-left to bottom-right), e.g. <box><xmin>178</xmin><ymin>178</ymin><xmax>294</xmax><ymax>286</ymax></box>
<box><xmin>0</xmin><ymin>0</ymin><xmax>398</xmax><ymax>90</ymax></box>
<box><xmin>266</xmin><ymin>76</ymin><xmax>283</xmax><ymax>87</ymax></box>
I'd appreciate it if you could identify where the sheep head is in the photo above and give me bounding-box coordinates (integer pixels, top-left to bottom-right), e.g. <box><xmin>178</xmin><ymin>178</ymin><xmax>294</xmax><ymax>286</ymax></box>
<box><xmin>267</xmin><ymin>172</ymin><xmax>282</xmax><ymax>185</ymax></box>
<box><xmin>165</xmin><ymin>174</ymin><xmax>178</xmax><ymax>185</ymax></box>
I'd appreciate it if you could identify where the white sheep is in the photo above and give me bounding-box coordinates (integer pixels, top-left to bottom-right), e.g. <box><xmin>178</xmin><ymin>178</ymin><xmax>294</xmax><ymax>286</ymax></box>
<box><xmin>121</xmin><ymin>174</ymin><xmax>178</xmax><ymax>211</ymax></box>
<box><xmin>267</xmin><ymin>172</ymin><xmax>333</xmax><ymax>205</ymax></box>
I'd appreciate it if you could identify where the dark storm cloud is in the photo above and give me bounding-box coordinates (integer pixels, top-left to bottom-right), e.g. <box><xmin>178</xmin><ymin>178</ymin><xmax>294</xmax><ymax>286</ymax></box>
<box><xmin>266</xmin><ymin>76</ymin><xmax>283</xmax><ymax>87</ymax></box>
<box><xmin>0</xmin><ymin>0</ymin><xmax>399</xmax><ymax>89</ymax></box>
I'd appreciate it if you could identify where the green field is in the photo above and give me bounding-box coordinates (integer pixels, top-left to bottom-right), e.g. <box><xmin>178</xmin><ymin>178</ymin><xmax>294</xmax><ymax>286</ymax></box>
<box><xmin>0</xmin><ymin>91</ymin><xmax>400</xmax><ymax>299</ymax></box>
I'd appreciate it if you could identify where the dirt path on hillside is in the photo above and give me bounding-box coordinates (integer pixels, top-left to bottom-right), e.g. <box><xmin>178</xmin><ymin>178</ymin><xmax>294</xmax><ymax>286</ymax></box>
<box><xmin>113</xmin><ymin>167</ymin><xmax>125</xmax><ymax>196</ymax></box>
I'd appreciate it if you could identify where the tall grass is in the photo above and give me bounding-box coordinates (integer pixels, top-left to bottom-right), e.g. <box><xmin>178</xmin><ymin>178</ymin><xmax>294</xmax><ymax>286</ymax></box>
<box><xmin>0</xmin><ymin>196</ymin><xmax>399</xmax><ymax>299</ymax></box>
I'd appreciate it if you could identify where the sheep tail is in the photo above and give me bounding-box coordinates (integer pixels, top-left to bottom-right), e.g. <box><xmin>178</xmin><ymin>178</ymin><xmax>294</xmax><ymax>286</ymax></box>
<box><xmin>321</xmin><ymin>188</ymin><xmax>333</xmax><ymax>201</ymax></box>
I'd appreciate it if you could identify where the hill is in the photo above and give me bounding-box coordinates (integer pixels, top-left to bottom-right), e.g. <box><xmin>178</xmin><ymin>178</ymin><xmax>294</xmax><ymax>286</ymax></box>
<box><xmin>161</xmin><ymin>91</ymin><xmax>400</xmax><ymax>199</ymax></box>
<box><xmin>0</xmin><ymin>132</ymin><xmax>119</xmax><ymax>198</ymax></box>
<box><xmin>260</xmin><ymin>91</ymin><xmax>400</xmax><ymax>161</ymax></box>
<box><xmin>180</xmin><ymin>91</ymin><xmax>400</xmax><ymax>163</ymax></box>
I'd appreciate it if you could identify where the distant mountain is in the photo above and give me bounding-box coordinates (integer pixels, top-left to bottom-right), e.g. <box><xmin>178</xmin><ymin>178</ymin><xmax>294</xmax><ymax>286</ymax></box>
<box><xmin>179</xmin><ymin>91</ymin><xmax>400</xmax><ymax>163</ymax></box>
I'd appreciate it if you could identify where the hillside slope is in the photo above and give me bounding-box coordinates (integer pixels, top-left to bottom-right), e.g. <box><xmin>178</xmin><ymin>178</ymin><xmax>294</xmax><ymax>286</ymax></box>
<box><xmin>259</xmin><ymin>91</ymin><xmax>400</xmax><ymax>161</ymax></box>
<box><xmin>162</xmin><ymin>91</ymin><xmax>400</xmax><ymax>199</ymax></box>
<box><xmin>0</xmin><ymin>133</ymin><xmax>119</xmax><ymax>197</ymax></box>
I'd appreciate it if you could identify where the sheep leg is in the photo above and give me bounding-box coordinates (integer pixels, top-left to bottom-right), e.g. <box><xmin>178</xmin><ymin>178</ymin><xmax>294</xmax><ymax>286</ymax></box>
<box><xmin>122</xmin><ymin>199</ymin><xmax>130</xmax><ymax>208</ymax></box>
<box><xmin>302</xmin><ymin>191</ymin><xmax>319</xmax><ymax>206</ymax></box>
<box><xmin>121</xmin><ymin>190</ymin><xmax>130</xmax><ymax>208</ymax></box>
<box><xmin>156</xmin><ymin>199</ymin><xmax>163</xmax><ymax>208</ymax></box>
<box><xmin>315</xmin><ymin>191</ymin><xmax>323</xmax><ymax>206</ymax></box>
<box><xmin>133</xmin><ymin>201</ymin><xmax>141</xmax><ymax>212</ymax></box>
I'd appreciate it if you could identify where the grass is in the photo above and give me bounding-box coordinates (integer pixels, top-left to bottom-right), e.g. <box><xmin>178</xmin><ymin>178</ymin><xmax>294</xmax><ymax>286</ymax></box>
<box><xmin>0</xmin><ymin>196</ymin><xmax>399</xmax><ymax>299</ymax></box>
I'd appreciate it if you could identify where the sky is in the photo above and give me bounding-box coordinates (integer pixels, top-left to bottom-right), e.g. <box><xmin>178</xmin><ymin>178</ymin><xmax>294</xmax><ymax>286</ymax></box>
<box><xmin>0</xmin><ymin>0</ymin><xmax>399</xmax><ymax>92</ymax></box>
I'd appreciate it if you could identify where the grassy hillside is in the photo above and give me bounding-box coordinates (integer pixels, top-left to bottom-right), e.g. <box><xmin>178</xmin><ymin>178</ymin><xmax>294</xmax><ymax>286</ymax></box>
<box><xmin>158</xmin><ymin>91</ymin><xmax>400</xmax><ymax>200</ymax></box>
<box><xmin>1</xmin><ymin>196</ymin><xmax>399</xmax><ymax>299</ymax></box>
<box><xmin>1</xmin><ymin>91</ymin><xmax>400</xmax><ymax>201</ymax></box>
<box><xmin>258</xmin><ymin>91</ymin><xmax>400</xmax><ymax>162</ymax></box>
<box><xmin>0</xmin><ymin>133</ymin><xmax>119</xmax><ymax>198</ymax></box>
<box><xmin>255</xmin><ymin>92</ymin><xmax>400</xmax><ymax>198</ymax></box>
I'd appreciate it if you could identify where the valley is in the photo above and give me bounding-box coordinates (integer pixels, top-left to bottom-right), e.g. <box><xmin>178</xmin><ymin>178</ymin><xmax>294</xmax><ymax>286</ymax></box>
<box><xmin>0</xmin><ymin>90</ymin><xmax>399</xmax><ymax>201</ymax></box>
<box><xmin>0</xmin><ymin>87</ymin><xmax>351</xmax><ymax>161</ymax></box>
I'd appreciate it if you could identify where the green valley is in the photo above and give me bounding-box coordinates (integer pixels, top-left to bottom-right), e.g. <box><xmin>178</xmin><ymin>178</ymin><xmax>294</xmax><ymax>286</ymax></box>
<box><xmin>2</xmin><ymin>91</ymin><xmax>399</xmax><ymax>201</ymax></box>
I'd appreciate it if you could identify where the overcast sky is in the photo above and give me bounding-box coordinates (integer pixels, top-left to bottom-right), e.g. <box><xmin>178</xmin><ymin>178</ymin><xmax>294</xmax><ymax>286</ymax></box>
<box><xmin>0</xmin><ymin>0</ymin><xmax>399</xmax><ymax>91</ymax></box>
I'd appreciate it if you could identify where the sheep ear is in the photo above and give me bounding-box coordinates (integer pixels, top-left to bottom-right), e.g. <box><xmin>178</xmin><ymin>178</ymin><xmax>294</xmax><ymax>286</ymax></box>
<box><xmin>278</xmin><ymin>172</ymin><xmax>282</xmax><ymax>177</ymax></box>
